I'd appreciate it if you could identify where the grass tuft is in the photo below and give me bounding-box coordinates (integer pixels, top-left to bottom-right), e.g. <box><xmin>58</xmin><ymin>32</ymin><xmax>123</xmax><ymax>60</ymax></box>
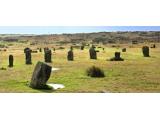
<box><xmin>86</xmin><ymin>66</ymin><xmax>105</xmax><ymax>78</ymax></box>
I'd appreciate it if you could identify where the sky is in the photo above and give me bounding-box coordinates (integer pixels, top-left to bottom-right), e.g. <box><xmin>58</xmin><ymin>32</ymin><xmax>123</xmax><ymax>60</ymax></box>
<box><xmin>0</xmin><ymin>26</ymin><xmax>160</xmax><ymax>34</ymax></box>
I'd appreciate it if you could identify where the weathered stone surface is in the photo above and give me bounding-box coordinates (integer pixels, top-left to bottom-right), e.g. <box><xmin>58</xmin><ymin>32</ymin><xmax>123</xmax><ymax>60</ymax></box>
<box><xmin>30</xmin><ymin>61</ymin><xmax>52</xmax><ymax>89</ymax></box>
<box><xmin>142</xmin><ymin>46</ymin><xmax>150</xmax><ymax>57</ymax></box>
<box><xmin>44</xmin><ymin>49</ymin><xmax>52</xmax><ymax>63</ymax></box>
<box><xmin>24</xmin><ymin>48</ymin><xmax>32</xmax><ymax>64</ymax></box>
<box><xmin>89</xmin><ymin>46</ymin><xmax>97</xmax><ymax>59</ymax></box>
<box><xmin>122</xmin><ymin>48</ymin><xmax>126</xmax><ymax>52</ymax></box>
<box><xmin>8</xmin><ymin>55</ymin><xmax>14</xmax><ymax>67</ymax></box>
<box><xmin>67</xmin><ymin>50</ymin><xmax>74</xmax><ymax>61</ymax></box>
<box><xmin>110</xmin><ymin>52</ymin><xmax>124</xmax><ymax>61</ymax></box>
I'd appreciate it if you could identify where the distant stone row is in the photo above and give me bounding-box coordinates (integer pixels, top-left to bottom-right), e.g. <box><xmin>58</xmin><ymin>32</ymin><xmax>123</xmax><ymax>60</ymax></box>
<box><xmin>6</xmin><ymin>45</ymin><xmax>151</xmax><ymax>68</ymax></box>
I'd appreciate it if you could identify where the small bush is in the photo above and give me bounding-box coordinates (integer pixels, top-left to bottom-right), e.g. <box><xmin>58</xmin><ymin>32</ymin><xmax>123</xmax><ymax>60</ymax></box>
<box><xmin>86</xmin><ymin>66</ymin><xmax>105</xmax><ymax>77</ymax></box>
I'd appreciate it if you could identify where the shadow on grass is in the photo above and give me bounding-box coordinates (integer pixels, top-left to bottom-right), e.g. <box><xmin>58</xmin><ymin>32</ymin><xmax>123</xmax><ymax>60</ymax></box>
<box><xmin>25</xmin><ymin>81</ymin><xmax>56</xmax><ymax>93</ymax></box>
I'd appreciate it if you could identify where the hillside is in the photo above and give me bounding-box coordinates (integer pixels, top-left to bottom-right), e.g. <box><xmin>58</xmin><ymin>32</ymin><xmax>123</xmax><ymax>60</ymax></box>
<box><xmin>0</xmin><ymin>31</ymin><xmax>160</xmax><ymax>44</ymax></box>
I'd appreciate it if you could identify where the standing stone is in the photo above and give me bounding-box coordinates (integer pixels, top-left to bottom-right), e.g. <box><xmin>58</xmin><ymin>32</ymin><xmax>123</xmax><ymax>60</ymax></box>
<box><xmin>89</xmin><ymin>45</ymin><xmax>97</xmax><ymax>59</ymax></box>
<box><xmin>39</xmin><ymin>48</ymin><xmax>42</xmax><ymax>52</ymax></box>
<box><xmin>24</xmin><ymin>48</ymin><xmax>32</xmax><ymax>64</ymax></box>
<box><xmin>53</xmin><ymin>48</ymin><xmax>56</xmax><ymax>52</ymax></box>
<box><xmin>8</xmin><ymin>55</ymin><xmax>14</xmax><ymax>67</ymax></box>
<box><xmin>122</xmin><ymin>48</ymin><xmax>126</xmax><ymax>52</ymax></box>
<box><xmin>30</xmin><ymin>61</ymin><xmax>52</xmax><ymax>89</ymax></box>
<box><xmin>44</xmin><ymin>49</ymin><xmax>52</xmax><ymax>63</ymax></box>
<box><xmin>67</xmin><ymin>49</ymin><xmax>74</xmax><ymax>61</ymax></box>
<box><xmin>110</xmin><ymin>52</ymin><xmax>124</xmax><ymax>61</ymax></box>
<box><xmin>151</xmin><ymin>44</ymin><xmax>156</xmax><ymax>48</ymax></box>
<box><xmin>115</xmin><ymin>52</ymin><xmax>121</xmax><ymax>59</ymax></box>
<box><xmin>142</xmin><ymin>46</ymin><xmax>150</xmax><ymax>57</ymax></box>
<box><xmin>81</xmin><ymin>46</ymin><xmax>84</xmax><ymax>50</ymax></box>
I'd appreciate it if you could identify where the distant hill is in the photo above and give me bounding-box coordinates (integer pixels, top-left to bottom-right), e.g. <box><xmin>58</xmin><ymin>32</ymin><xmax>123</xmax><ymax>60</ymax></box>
<box><xmin>0</xmin><ymin>31</ymin><xmax>160</xmax><ymax>44</ymax></box>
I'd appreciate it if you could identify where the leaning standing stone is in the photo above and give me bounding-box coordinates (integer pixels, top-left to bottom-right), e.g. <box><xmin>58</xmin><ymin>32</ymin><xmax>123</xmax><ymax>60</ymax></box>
<box><xmin>30</xmin><ymin>61</ymin><xmax>52</xmax><ymax>89</ymax></box>
<box><xmin>142</xmin><ymin>46</ymin><xmax>150</xmax><ymax>57</ymax></box>
<box><xmin>8</xmin><ymin>55</ymin><xmax>14</xmax><ymax>67</ymax></box>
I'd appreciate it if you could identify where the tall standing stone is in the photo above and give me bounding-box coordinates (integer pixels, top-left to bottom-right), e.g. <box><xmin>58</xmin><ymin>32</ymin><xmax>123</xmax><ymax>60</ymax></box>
<box><xmin>67</xmin><ymin>49</ymin><xmax>74</xmax><ymax>61</ymax></box>
<box><xmin>8</xmin><ymin>55</ymin><xmax>14</xmax><ymax>67</ymax></box>
<box><xmin>142</xmin><ymin>46</ymin><xmax>150</xmax><ymax>57</ymax></box>
<box><xmin>24</xmin><ymin>48</ymin><xmax>32</xmax><ymax>64</ymax></box>
<box><xmin>30</xmin><ymin>61</ymin><xmax>52</xmax><ymax>89</ymax></box>
<box><xmin>44</xmin><ymin>49</ymin><xmax>52</xmax><ymax>63</ymax></box>
<box><xmin>89</xmin><ymin>45</ymin><xmax>97</xmax><ymax>59</ymax></box>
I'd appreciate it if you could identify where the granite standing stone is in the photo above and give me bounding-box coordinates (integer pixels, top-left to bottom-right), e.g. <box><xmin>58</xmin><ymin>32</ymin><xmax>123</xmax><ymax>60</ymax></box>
<box><xmin>67</xmin><ymin>50</ymin><xmax>74</xmax><ymax>61</ymax></box>
<box><xmin>81</xmin><ymin>46</ymin><xmax>84</xmax><ymax>50</ymax></box>
<box><xmin>151</xmin><ymin>44</ymin><xmax>156</xmax><ymax>48</ymax></box>
<box><xmin>142</xmin><ymin>46</ymin><xmax>150</xmax><ymax>57</ymax></box>
<box><xmin>25</xmin><ymin>48</ymin><xmax>32</xmax><ymax>64</ymax></box>
<box><xmin>30</xmin><ymin>61</ymin><xmax>52</xmax><ymax>89</ymax></box>
<box><xmin>89</xmin><ymin>46</ymin><xmax>97</xmax><ymax>59</ymax></box>
<box><xmin>122</xmin><ymin>48</ymin><xmax>126</xmax><ymax>52</ymax></box>
<box><xmin>44</xmin><ymin>49</ymin><xmax>52</xmax><ymax>63</ymax></box>
<box><xmin>110</xmin><ymin>52</ymin><xmax>124</xmax><ymax>61</ymax></box>
<box><xmin>8</xmin><ymin>55</ymin><xmax>14</xmax><ymax>67</ymax></box>
<box><xmin>39</xmin><ymin>48</ymin><xmax>42</xmax><ymax>52</ymax></box>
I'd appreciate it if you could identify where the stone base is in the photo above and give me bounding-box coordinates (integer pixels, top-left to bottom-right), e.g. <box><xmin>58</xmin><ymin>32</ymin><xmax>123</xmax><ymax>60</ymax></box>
<box><xmin>110</xmin><ymin>57</ymin><xmax>124</xmax><ymax>61</ymax></box>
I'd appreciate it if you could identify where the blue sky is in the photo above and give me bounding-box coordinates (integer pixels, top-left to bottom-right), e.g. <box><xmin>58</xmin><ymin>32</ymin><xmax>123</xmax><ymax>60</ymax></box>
<box><xmin>0</xmin><ymin>26</ymin><xmax>160</xmax><ymax>34</ymax></box>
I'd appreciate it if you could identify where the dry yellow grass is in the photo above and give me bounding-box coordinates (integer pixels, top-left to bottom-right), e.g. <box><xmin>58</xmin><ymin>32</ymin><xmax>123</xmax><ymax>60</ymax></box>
<box><xmin>0</xmin><ymin>43</ymin><xmax>160</xmax><ymax>92</ymax></box>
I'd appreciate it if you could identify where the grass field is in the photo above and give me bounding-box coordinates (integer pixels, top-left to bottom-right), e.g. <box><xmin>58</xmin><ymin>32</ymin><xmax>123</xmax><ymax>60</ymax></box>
<box><xmin>0</xmin><ymin>43</ymin><xmax>160</xmax><ymax>93</ymax></box>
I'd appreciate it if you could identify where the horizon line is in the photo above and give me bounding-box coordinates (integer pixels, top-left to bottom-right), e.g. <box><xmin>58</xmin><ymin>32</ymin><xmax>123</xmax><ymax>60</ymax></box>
<box><xmin>0</xmin><ymin>26</ymin><xmax>160</xmax><ymax>35</ymax></box>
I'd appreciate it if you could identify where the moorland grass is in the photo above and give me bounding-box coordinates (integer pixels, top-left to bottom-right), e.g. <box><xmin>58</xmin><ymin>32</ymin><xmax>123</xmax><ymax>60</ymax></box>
<box><xmin>0</xmin><ymin>43</ymin><xmax>160</xmax><ymax>92</ymax></box>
